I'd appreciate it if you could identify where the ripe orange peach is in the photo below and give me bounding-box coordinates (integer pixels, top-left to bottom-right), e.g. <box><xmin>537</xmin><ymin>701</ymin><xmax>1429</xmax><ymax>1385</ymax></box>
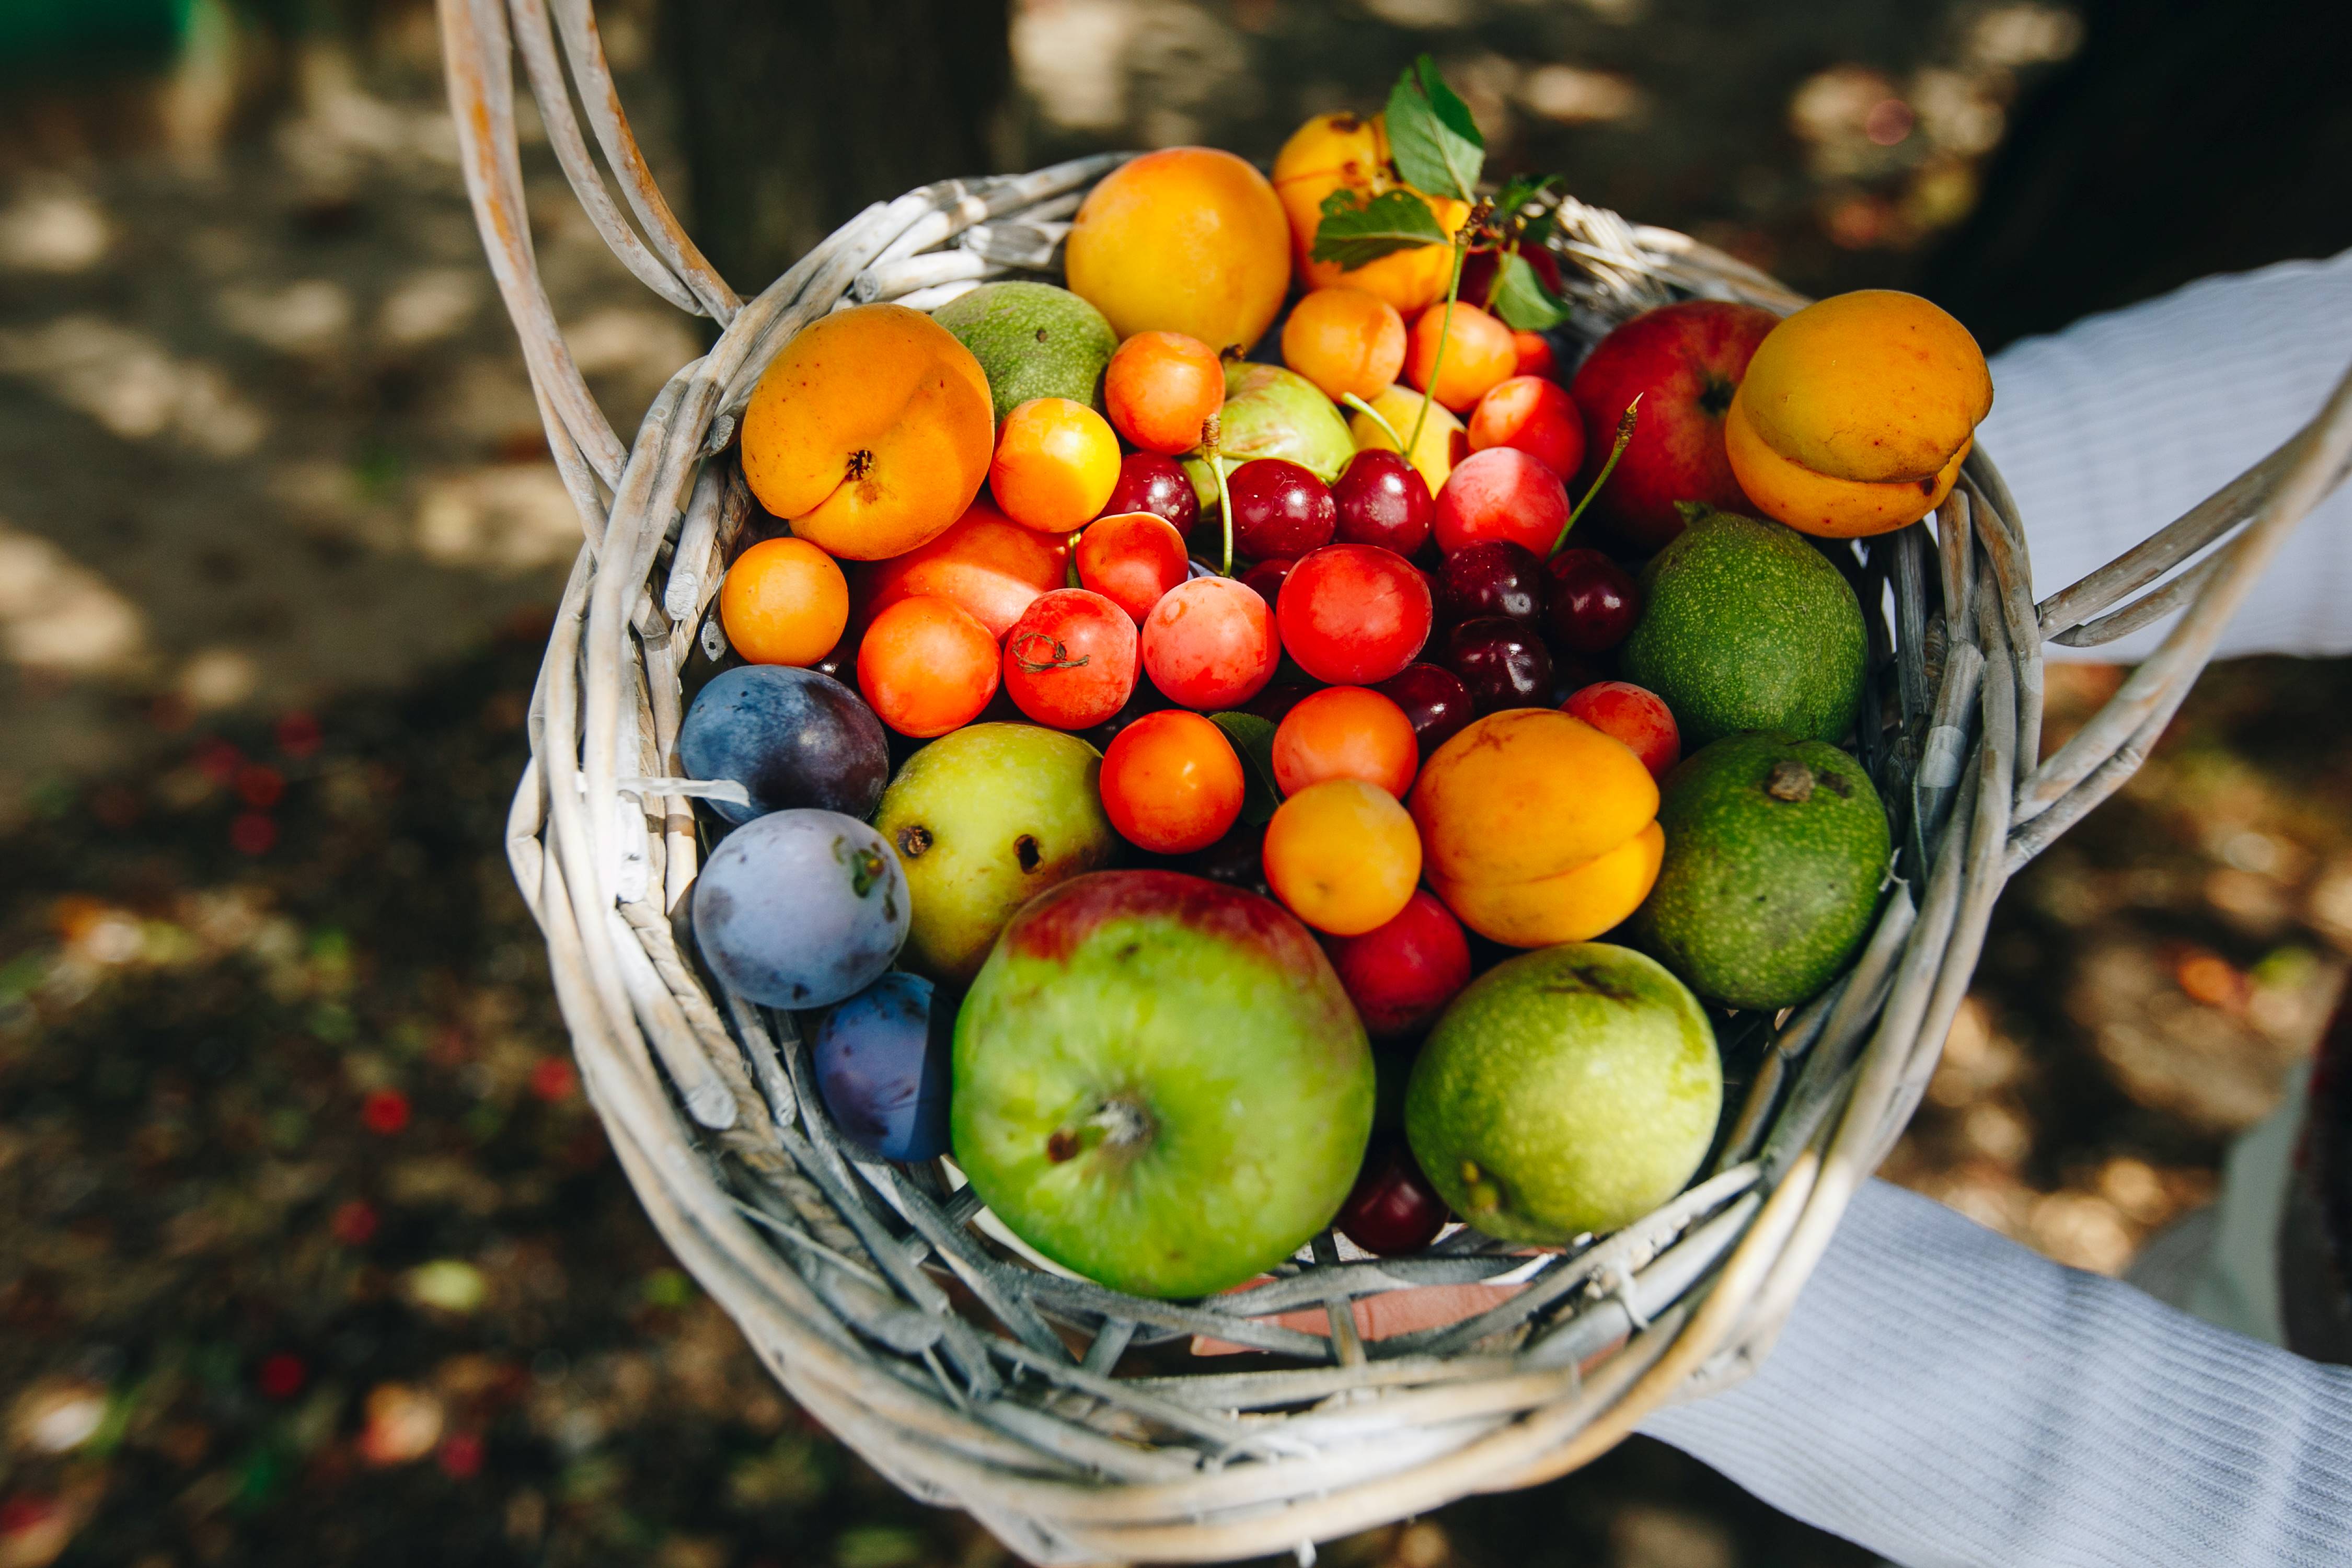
<box><xmin>857</xmin><ymin>498</ymin><xmax>1067</xmax><ymax>641</ymax></box>
<box><xmin>739</xmin><ymin>303</ymin><xmax>994</xmax><ymax>560</ymax></box>
<box><xmin>1282</xmin><ymin>287</ymin><xmax>1409</xmax><ymax>404</ymax></box>
<box><xmin>1405</xmin><ymin>302</ymin><xmax>1518</xmax><ymax>414</ymax></box>
<box><xmin>1105</xmin><ymin>331</ymin><xmax>1225</xmax><ymax>456</ymax></box>
<box><xmin>1065</xmin><ymin>148</ymin><xmax>1291</xmax><ymax>354</ymax></box>
<box><xmin>1409</xmin><ymin>708</ymin><xmax>1657</xmax><ymax>888</ymax></box>
<box><xmin>1725</xmin><ymin>387</ymin><xmax>1968</xmax><ymax>539</ymax></box>
<box><xmin>990</xmin><ymin>398</ymin><xmax>1122</xmax><ymax>533</ymax></box>
<box><xmin>1428</xmin><ymin>821</ymin><xmax>1664</xmax><ymax>947</ymax></box>
<box><xmin>1272</xmin><ymin>113</ymin><xmax>1471</xmax><ymax>316</ymax></box>
<box><xmin>1739</xmin><ymin>290</ymin><xmax>1991</xmax><ymax>485</ymax></box>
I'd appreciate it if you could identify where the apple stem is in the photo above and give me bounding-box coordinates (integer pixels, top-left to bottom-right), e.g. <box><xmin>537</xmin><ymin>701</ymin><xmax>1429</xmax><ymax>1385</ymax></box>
<box><xmin>1549</xmin><ymin>395</ymin><xmax>1640</xmax><ymax>558</ymax></box>
<box><xmin>1341</xmin><ymin>392</ymin><xmax>1405</xmax><ymax>456</ymax></box>
<box><xmin>1405</xmin><ymin>232</ymin><xmax>1470</xmax><ymax>467</ymax></box>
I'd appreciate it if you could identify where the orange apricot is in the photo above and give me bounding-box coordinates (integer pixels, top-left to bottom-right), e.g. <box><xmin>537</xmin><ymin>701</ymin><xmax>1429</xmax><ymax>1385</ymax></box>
<box><xmin>1405</xmin><ymin>302</ymin><xmax>1519</xmax><ymax>414</ymax></box>
<box><xmin>1740</xmin><ymin>290</ymin><xmax>1991</xmax><ymax>486</ymax></box>
<box><xmin>856</xmin><ymin>596</ymin><xmax>1000</xmax><ymax>738</ymax></box>
<box><xmin>1272</xmin><ymin>112</ymin><xmax>1471</xmax><ymax>315</ymax></box>
<box><xmin>719</xmin><ymin>537</ymin><xmax>849</xmax><ymax>666</ymax></box>
<box><xmin>739</xmin><ymin>303</ymin><xmax>994</xmax><ymax>560</ymax></box>
<box><xmin>1065</xmin><ymin>149</ymin><xmax>1291</xmax><ymax>354</ymax></box>
<box><xmin>1105</xmin><ymin>331</ymin><xmax>1226</xmax><ymax>456</ymax></box>
<box><xmin>1263</xmin><ymin>779</ymin><xmax>1422</xmax><ymax>936</ymax></box>
<box><xmin>1725</xmin><ymin>387</ymin><xmax>1967</xmax><ymax>539</ymax></box>
<box><xmin>990</xmin><ymin>398</ymin><xmax>1122</xmax><ymax>533</ymax></box>
<box><xmin>1429</xmin><ymin>821</ymin><xmax>1664</xmax><ymax>948</ymax></box>
<box><xmin>1408</xmin><ymin>708</ymin><xmax>1657</xmax><ymax>888</ymax></box>
<box><xmin>1281</xmin><ymin>287</ymin><xmax>1409</xmax><ymax>405</ymax></box>
<box><xmin>1272</xmin><ymin>686</ymin><xmax>1419</xmax><ymax>799</ymax></box>
<box><xmin>1099</xmin><ymin>709</ymin><xmax>1244</xmax><ymax>854</ymax></box>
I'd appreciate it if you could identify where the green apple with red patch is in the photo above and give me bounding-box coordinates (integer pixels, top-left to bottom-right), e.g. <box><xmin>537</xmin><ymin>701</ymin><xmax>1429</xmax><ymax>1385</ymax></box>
<box><xmin>950</xmin><ymin>870</ymin><xmax>1374</xmax><ymax>1298</ymax></box>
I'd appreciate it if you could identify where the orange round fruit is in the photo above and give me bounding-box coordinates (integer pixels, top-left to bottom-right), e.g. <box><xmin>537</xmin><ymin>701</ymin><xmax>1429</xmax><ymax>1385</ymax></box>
<box><xmin>856</xmin><ymin>595</ymin><xmax>1000</xmax><ymax>738</ymax></box>
<box><xmin>1271</xmin><ymin>686</ymin><xmax>1419</xmax><ymax>799</ymax></box>
<box><xmin>739</xmin><ymin>303</ymin><xmax>994</xmax><ymax>560</ymax></box>
<box><xmin>1263</xmin><ymin>779</ymin><xmax>1422</xmax><ymax>937</ymax></box>
<box><xmin>1405</xmin><ymin>302</ymin><xmax>1519</xmax><ymax>414</ymax></box>
<box><xmin>1098</xmin><ymin>709</ymin><xmax>1245</xmax><ymax>855</ymax></box>
<box><xmin>719</xmin><ymin>537</ymin><xmax>849</xmax><ymax>666</ymax></box>
<box><xmin>990</xmin><ymin>398</ymin><xmax>1123</xmax><ymax>533</ymax></box>
<box><xmin>1409</xmin><ymin>709</ymin><xmax>1657</xmax><ymax>889</ymax></box>
<box><xmin>1064</xmin><ymin>148</ymin><xmax>1291</xmax><ymax>354</ymax></box>
<box><xmin>1739</xmin><ymin>290</ymin><xmax>1992</xmax><ymax>485</ymax></box>
<box><xmin>1725</xmin><ymin>387</ymin><xmax>1969</xmax><ymax>539</ymax></box>
<box><xmin>1104</xmin><ymin>331</ymin><xmax>1226</xmax><ymax>456</ymax></box>
<box><xmin>1272</xmin><ymin>112</ymin><xmax>1470</xmax><ymax>315</ymax></box>
<box><xmin>1281</xmin><ymin>287</ymin><xmax>1408</xmax><ymax>405</ymax></box>
<box><xmin>1428</xmin><ymin>821</ymin><xmax>1664</xmax><ymax>948</ymax></box>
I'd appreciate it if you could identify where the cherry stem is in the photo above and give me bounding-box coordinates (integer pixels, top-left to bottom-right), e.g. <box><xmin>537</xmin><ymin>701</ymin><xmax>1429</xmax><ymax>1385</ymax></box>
<box><xmin>1549</xmin><ymin>395</ymin><xmax>1640</xmax><ymax>558</ymax></box>
<box><xmin>1341</xmin><ymin>392</ymin><xmax>1404</xmax><ymax>454</ymax></box>
<box><xmin>1405</xmin><ymin>232</ymin><xmax>1470</xmax><ymax>464</ymax></box>
<box><xmin>1201</xmin><ymin>416</ymin><xmax>1236</xmax><ymax>577</ymax></box>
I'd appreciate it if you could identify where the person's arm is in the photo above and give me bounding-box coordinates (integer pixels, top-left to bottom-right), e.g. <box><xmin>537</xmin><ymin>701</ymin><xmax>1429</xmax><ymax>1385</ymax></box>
<box><xmin>1640</xmin><ymin>256</ymin><xmax>2352</xmax><ymax>1566</ymax></box>
<box><xmin>1975</xmin><ymin>246</ymin><xmax>2352</xmax><ymax>663</ymax></box>
<box><xmin>1640</xmin><ymin>1180</ymin><xmax>2352</xmax><ymax>1567</ymax></box>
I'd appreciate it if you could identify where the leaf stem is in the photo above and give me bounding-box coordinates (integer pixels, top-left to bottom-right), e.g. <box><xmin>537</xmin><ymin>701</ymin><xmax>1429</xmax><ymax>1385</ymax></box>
<box><xmin>1406</xmin><ymin>233</ymin><xmax>1469</xmax><ymax>466</ymax></box>
<box><xmin>1550</xmin><ymin>395</ymin><xmax>1640</xmax><ymax>558</ymax></box>
<box><xmin>1341</xmin><ymin>393</ymin><xmax>1404</xmax><ymax>455</ymax></box>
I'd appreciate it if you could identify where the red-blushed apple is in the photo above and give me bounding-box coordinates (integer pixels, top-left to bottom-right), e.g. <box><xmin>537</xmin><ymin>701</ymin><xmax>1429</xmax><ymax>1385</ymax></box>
<box><xmin>1567</xmin><ymin>300</ymin><xmax>1780</xmax><ymax>551</ymax></box>
<box><xmin>1563</xmin><ymin>679</ymin><xmax>1681</xmax><ymax>779</ymax></box>
<box><xmin>1433</xmin><ymin>446</ymin><xmax>1570</xmax><ymax>557</ymax></box>
<box><xmin>1468</xmin><ymin>376</ymin><xmax>1586</xmax><ymax>481</ymax></box>
<box><xmin>951</xmin><ymin>871</ymin><xmax>1374</xmax><ymax>1298</ymax></box>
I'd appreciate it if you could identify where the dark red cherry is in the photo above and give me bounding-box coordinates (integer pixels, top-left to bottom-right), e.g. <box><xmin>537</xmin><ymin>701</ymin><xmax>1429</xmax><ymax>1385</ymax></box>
<box><xmin>1240</xmin><ymin>555</ymin><xmax>1297</xmax><ymax>608</ymax></box>
<box><xmin>1332</xmin><ymin>448</ymin><xmax>1435</xmax><ymax>558</ymax></box>
<box><xmin>1103</xmin><ymin>452</ymin><xmax>1200</xmax><ymax>535</ymax></box>
<box><xmin>1375</xmin><ymin>663</ymin><xmax>1476</xmax><ymax>760</ymax></box>
<box><xmin>1446</xmin><ymin>617</ymin><xmax>1554</xmax><ymax>714</ymax></box>
<box><xmin>1435</xmin><ymin>540</ymin><xmax>1545</xmax><ymax>627</ymax></box>
<box><xmin>1544</xmin><ymin>547</ymin><xmax>1641</xmax><ymax>654</ymax></box>
<box><xmin>1337</xmin><ymin>1134</ymin><xmax>1449</xmax><ymax>1255</ymax></box>
<box><xmin>1227</xmin><ymin>458</ymin><xmax>1336</xmax><ymax>561</ymax></box>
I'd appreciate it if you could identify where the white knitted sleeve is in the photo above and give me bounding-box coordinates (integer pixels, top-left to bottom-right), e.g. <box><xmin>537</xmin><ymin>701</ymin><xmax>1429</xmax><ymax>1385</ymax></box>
<box><xmin>1635</xmin><ymin>260</ymin><xmax>2352</xmax><ymax>1563</ymax></box>
<box><xmin>1639</xmin><ymin>1180</ymin><xmax>2352</xmax><ymax>1567</ymax></box>
<box><xmin>1976</xmin><ymin>248</ymin><xmax>2352</xmax><ymax>662</ymax></box>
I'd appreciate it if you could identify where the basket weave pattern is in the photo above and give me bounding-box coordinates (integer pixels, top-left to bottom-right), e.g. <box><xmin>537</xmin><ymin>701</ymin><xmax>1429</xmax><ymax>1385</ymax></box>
<box><xmin>441</xmin><ymin>1</ymin><xmax>2352</xmax><ymax>1558</ymax></box>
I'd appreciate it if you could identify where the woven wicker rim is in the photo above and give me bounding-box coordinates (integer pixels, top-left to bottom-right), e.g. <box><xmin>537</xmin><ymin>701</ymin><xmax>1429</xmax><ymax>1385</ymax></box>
<box><xmin>440</xmin><ymin>1</ymin><xmax>2352</xmax><ymax>1559</ymax></box>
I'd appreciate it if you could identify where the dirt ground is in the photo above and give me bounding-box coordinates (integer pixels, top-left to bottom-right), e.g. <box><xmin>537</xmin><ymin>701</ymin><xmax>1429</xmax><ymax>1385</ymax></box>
<box><xmin>3</xmin><ymin>3</ymin><xmax>2343</xmax><ymax>1565</ymax></box>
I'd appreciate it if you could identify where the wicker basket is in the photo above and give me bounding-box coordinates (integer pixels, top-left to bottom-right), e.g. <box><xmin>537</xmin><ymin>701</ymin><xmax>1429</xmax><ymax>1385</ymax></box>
<box><xmin>442</xmin><ymin>2</ymin><xmax>2352</xmax><ymax>1560</ymax></box>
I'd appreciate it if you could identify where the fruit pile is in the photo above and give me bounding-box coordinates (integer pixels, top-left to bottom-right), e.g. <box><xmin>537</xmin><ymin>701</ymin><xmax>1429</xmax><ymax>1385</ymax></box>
<box><xmin>672</xmin><ymin>61</ymin><xmax>1992</xmax><ymax>1305</ymax></box>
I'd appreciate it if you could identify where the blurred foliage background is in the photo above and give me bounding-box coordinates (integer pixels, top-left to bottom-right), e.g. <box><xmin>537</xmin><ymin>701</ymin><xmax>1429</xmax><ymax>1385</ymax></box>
<box><xmin>4</xmin><ymin>2</ymin><xmax>2351</xmax><ymax>1564</ymax></box>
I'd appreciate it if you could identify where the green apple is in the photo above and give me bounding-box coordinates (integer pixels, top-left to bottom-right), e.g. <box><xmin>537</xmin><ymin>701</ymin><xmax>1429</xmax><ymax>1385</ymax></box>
<box><xmin>951</xmin><ymin>870</ymin><xmax>1373</xmax><ymax>1298</ymax></box>
<box><xmin>1406</xmin><ymin>943</ymin><xmax>1720</xmax><ymax>1244</ymax></box>
<box><xmin>1181</xmin><ymin>362</ymin><xmax>1357</xmax><ymax>509</ymax></box>
<box><xmin>872</xmin><ymin>724</ymin><xmax>1115</xmax><ymax>987</ymax></box>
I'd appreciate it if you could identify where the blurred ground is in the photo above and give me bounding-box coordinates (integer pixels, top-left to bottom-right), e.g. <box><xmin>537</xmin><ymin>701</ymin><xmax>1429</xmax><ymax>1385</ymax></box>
<box><xmin>2</xmin><ymin>2</ymin><xmax>2344</xmax><ymax>1565</ymax></box>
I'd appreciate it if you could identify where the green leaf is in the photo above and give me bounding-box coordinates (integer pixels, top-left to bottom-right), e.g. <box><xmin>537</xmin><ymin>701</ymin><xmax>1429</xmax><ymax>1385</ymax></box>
<box><xmin>1385</xmin><ymin>54</ymin><xmax>1484</xmax><ymax>202</ymax></box>
<box><xmin>1489</xmin><ymin>250</ymin><xmax>1568</xmax><ymax>331</ymax></box>
<box><xmin>1208</xmin><ymin>711</ymin><xmax>1283</xmax><ymax>826</ymax></box>
<box><xmin>1489</xmin><ymin>172</ymin><xmax>1560</xmax><ymax>220</ymax></box>
<box><xmin>1309</xmin><ymin>187</ymin><xmax>1449</xmax><ymax>270</ymax></box>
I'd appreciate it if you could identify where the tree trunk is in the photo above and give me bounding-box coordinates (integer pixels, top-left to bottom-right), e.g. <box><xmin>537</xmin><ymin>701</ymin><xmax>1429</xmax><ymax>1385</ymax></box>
<box><xmin>661</xmin><ymin>0</ymin><xmax>1013</xmax><ymax>298</ymax></box>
